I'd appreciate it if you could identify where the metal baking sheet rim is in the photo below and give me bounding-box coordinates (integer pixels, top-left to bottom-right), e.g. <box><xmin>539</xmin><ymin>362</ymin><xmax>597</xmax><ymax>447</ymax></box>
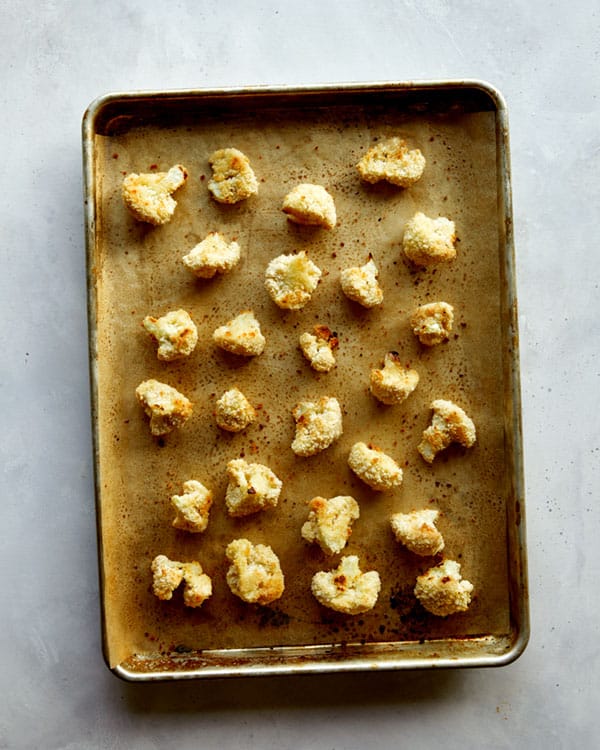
<box><xmin>82</xmin><ymin>79</ymin><xmax>529</xmax><ymax>680</ymax></box>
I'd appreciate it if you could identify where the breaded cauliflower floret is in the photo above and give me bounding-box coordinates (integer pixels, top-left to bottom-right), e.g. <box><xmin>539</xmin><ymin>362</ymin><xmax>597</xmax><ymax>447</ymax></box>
<box><xmin>225</xmin><ymin>458</ymin><xmax>282</xmax><ymax>517</ymax></box>
<box><xmin>301</xmin><ymin>495</ymin><xmax>360</xmax><ymax>555</ymax></box>
<box><xmin>311</xmin><ymin>555</ymin><xmax>381</xmax><ymax>615</ymax></box>
<box><xmin>282</xmin><ymin>183</ymin><xmax>336</xmax><ymax>229</ymax></box>
<box><xmin>182</xmin><ymin>232</ymin><xmax>241</xmax><ymax>279</ymax></box>
<box><xmin>414</xmin><ymin>559</ymin><xmax>473</xmax><ymax>616</ymax></box>
<box><xmin>299</xmin><ymin>325</ymin><xmax>339</xmax><ymax>373</ymax></box>
<box><xmin>208</xmin><ymin>148</ymin><xmax>258</xmax><ymax>204</ymax></box>
<box><xmin>122</xmin><ymin>164</ymin><xmax>187</xmax><ymax>225</ymax></box>
<box><xmin>225</xmin><ymin>538</ymin><xmax>285</xmax><ymax>605</ymax></box>
<box><xmin>356</xmin><ymin>137</ymin><xmax>426</xmax><ymax>187</ymax></box>
<box><xmin>142</xmin><ymin>309</ymin><xmax>198</xmax><ymax>361</ymax></box>
<box><xmin>418</xmin><ymin>399</ymin><xmax>476</xmax><ymax>464</ymax></box>
<box><xmin>151</xmin><ymin>555</ymin><xmax>212</xmax><ymax>608</ymax></box>
<box><xmin>135</xmin><ymin>379</ymin><xmax>193</xmax><ymax>436</ymax></box>
<box><xmin>213</xmin><ymin>310</ymin><xmax>266</xmax><ymax>357</ymax></box>
<box><xmin>369</xmin><ymin>352</ymin><xmax>419</xmax><ymax>405</ymax></box>
<box><xmin>340</xmin><ymin>256</ymin><xmax>384</xmax><ymax>308</ymax></box>
<box><xmin>265</xmin><ymin>251</ymin><xmax>322</xmax><ymax>310</ymax></box>
<box><xmin>411</xmin><ymin>302</ymin><xmax>454</xmax><ymax>346</ymax></box>
<box><xmin>390</xmin><ymin>509</ymin><xmax>444</xmax><ymax>556</ymax></box>
<box><xmin>215</xmin><ymin>387</ymin><xmax>256</xmax><ymax>432</ymax></box>
<box><xmin>347</xmin><ymin>442</ymin><xmax>403</xmax><ymax>491</ymax></box>
<box><xmin>291</xmin><ymin>396</ymin><xmax>343</xmax><ymax>457</ymax></box>
<box><xmin>403</xmin><ymin>212</ymin><xmax>457</xmax><ymax>266</ymax></box>
<box><xmin>171</xmin><ymin>479</ymin><xmax>213</xmax><ymax>533</ymax></box>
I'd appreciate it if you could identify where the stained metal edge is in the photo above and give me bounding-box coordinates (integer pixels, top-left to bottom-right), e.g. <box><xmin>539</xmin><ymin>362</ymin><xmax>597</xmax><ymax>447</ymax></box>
<box><xmin>82</xmin><ymin>79</ymin><xmax>528</xmax><ymax>680</ymax></box>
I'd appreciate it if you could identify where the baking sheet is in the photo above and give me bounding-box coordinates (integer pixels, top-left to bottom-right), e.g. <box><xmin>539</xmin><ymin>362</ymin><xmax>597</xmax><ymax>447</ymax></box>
<box><xmin>83</xmin><ymin>82</ymin><xmax>528</xmax><ymax>677</ymax></box>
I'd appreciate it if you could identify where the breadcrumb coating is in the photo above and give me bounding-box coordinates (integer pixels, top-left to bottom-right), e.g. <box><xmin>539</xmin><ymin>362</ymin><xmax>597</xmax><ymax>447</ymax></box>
<box><xmin>122</xmin><ymin>164</ymin><xmax>187</xmax><ymax>225</ymax></box>
<box><xmin>182</xmin><ymin>232</ymin><xmax>241</xmax><ymax>279</ymax></box>
<box><xmin>225</xmin><ymin>539</ymin><xmax>285</xmax><ymax>605</ymax></box>
<box><xmin>369</xmin><ymin>352</ymin><xmax>419</xmax><ymax>406</ymax></box>
<box><xmin>282</xmin><ymin>183</ymin><xmax>336</xmax><ymax>229</ymax></box>
<box><xmin>265</xmin><ymin>251</ymin><xmax>322</xmax><ymax>310</ymax></box>
<box><xmin>208</xmin><ymin>148</ymin><xmax>258</xmax><ymax>204</ymax></box>
<box><xmin>403</xmin><ymin>212</ymin><xmax>457</xmax><ymax>266</ymax></box>
<box><xmin>299</xmin><ymin>325</ymin><xmax>339</xmax><ymax>373</ymax></box>
<box><xmin>347</xmin><ymin>442</ymin><xmax>403</xmax><ymax>491</ymax></box>
<box><xmin>410</xmin><ymin>302</ymin><xmax>454</xmax><ymax>346</ymax></box>
<box><xmin>301</xmin><ymin>495</ymin><xmax>360</xmax><ymax>555</ymax></box>
<box><xmin>151</xmin><ymin>555</ymin><xmax>212</xmax><ymax>608</ymax></box>
<box><xmin>340</xmin><ymin>257</ymin><xmax>384</xmax><ymax>308</ymax></box>
<box><xmin>356</xmin><ymin>137</ymin><xmax>425</xmax><ymax>187</ymax></box>
<box><xmin>225</xmin><ymin>458</ymin><xmax>282</xmax><ymax>517</ymax></box>
<box><xmin>311</xmin><ymin>555</ymin><xmax>381</xmax><ymax>614</ymax></box>
<box><xmin>213</xmin><ymin>310</ymin><xmax>266</xmax><ymax>357</ymax></box>
<box><xmin>414</xmin><ymin>559</ymin><xmax>473</xmax><ymax>616</ymax></box>
<box><xmin>135</xmin><ymin>379</ymin><xmax>193</xmax><ymax>436</ymax></box>
<box><xmin>418</xmin><ymin>399</ymin><xmax>476</xmax><ymax>464</ymax></box>
<box><xmin>215</xmin><ymin>387</ymin><xmax>256</xmax><ymax>432</ymax></box>
<box><xmin>390</xmin><ymin>509</ymin><xmax>444</xmax><ymax>556</ymax></box>
<box><xmin>171</xmin><ymin>480</ymin><xmax>213</xmax><ymax>533</ymax></box>
<box><xmin>291</xmin><ymin>396</ymin><xmax>343</xmax><ymax>456</ymax></box>
<box><xmin>142</xmin><ymin>309</ymin><xmax>198</xmax><ymax>361</ymax></box>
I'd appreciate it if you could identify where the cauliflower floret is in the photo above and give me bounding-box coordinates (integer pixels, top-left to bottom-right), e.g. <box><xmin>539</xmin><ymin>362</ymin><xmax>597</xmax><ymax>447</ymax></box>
<box><xmin>207</xmin><ymin>148</ymin><xmax>258</xmax><ymax>204</ymax></box>
<box><xmin>390</xmin><ymin>509</ymin><xmax>444</xmax><ymax>556</ymax></box>
<box><xmin>182</xmin><ymin>232</ymin><xmax>241</xmax><ymax>279</ymax></box>
<box><xmin>311</xmin><ymin>555</ymin><xmax>381</xmax><ymax>615</ymax></box>
<box><xmin>171</xmin><ymin>480</ymin><xmax>213</xmax><ymax>533</ymax></box>
<box><xmin>213</xmin><ymin>310</ymin><xmax>266</xmax><ymax>357</ymax></box>
<box><xmin>356</xmin><ymin>137</ymin><xmax>426</xmax><ymax>187</ymax></box>
<box><xmin>122</xmin><ymin>164</ymin><xmax>187</xmax><ymax>225</ymax></box>
<box><xmin>414</xmin><ymin>559</ymin><xmax>473</xmax><ymax>616</ymax></box>
<box><xmin>299</xmin><ymin>325</ymin><xmax>339</xmax><ymax>373</ymax></box>
<box><xmin>225</xmin><ymin>538</ymin><xmax>285</xmax><ymax>605</ymax></box>
<box><xmin>411</xmin><ymin>302</ymin><xmax>454</xmax><ymax>346</ymax></box>
<box><xmin>135</xmin><ymin>379</ymin><xmax>193</xmax><ymax>436</ymax></box>
<box><xmin>403</xmin><ymin>212</ymin><xmax>457</xmax><ymax>266</ymax></box>
<box><xmin>418</xmin><ymin>399</ymin><xmax>476</xmax><ymax>464</ymax></box>
<box><xmin>225</xmin><ymin>458</ymin><xmax>282</xmax><ymax>517</ymax></box>
<box><xmin>369</xmin><ymin>352</ymin><xmax>419</xmax><ymax>405</ymax></box>
<box><xmin>301</xmin><ymin>495</ymin><xmax>360</xmax><ymax>555</ymax></box>
<box><xmin>282</xmin><ymin>183</ymin><xmax>336</xmax><ymax>229</ymax></box>
<box><xmin>215</xmin><ymin>387</ymin><xmax>256</xmax><ymax>432</ymax></box>
<box><xmin>291</xmin><ymin>396</ymin><xmax>343</xmax><ymax>457</ymax></box>
<box><xmin>142</xmin><ymin>309</ymin><xmax>198</xmax><ymax>361</ymax></box>
<box><xmin>265</xmin><ymin>251</ymin><xmax>322</xmax><ymax>310</ymax></box>
<box><xmin>340</xmin><ymin>256</ymin><xmax>384</xmax><ymax>308</ymax></box>
<box><xmin>347</xmin><ymin>442</ymin><xmax>403</xmax><ymax>491</ymax></box>
<box><xmin>151</xmin><ymin>555</ymin><xmax>212</xmax><ymax>608</ymax></box>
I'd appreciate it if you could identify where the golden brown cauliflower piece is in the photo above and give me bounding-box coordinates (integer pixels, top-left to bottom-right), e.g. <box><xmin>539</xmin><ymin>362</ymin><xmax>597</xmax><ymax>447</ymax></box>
<box><xmin>207</xmin><ymin>148</ymin><xmax>258</xmax><ymax>204</ymax></box>
<box><xmin>414</xmin><ymin>559</ymin><xmax>473</xmax><ymax>616</ymax></box>
<box><xmin>225</xmin><ymin>458</ymin><xmax>283</xmax><ymax>517</ymax></box>
<box><xmin>340</xmin><ymin>256</ymin><xmax>384</xmax><ymax>308</ymax></box>
<box><xmin>402</xmin><ymin>212</ymin><xmax>457</xmax><ymax>266</ymax></box>
<box><xmin>311</xmin><ymin>555</ymin><xmax>381</xmax><ymax>615</ymax></box>
<box><xmin>213</xmin><ymin>310</ymin><xmax>266</xmax><ymax>357</ymax></box>
<box><xmin>299</xmin><ymin>325</ymin><xmax>339</xmax><ymax>373</ymax></box>
<box><xmin>356</xmin><ymin>137</ymin><xmax>425</xmax><ymax>187</ymax></box>
<box><xmin>151</xmin><ymin>555</ymin><xmax>212</xmax><ymax>608</ymax></box>
<box><xmin>418</xmin><ymin>399</ymin><xmax>476</xmax><ymax>464</ymax></box>
<box><xmin>390</xmin><ymin>509</ymin><xmax>444</xmax><ymax>556</ymax></box>
<box><xmin>291</xmin><ymin>396</ymin><xmax>343</xmax><ymax>456</ymax></box>
<box><xmin>369</xmin><ymin>352</ymin><xmax>419</xmax><ymax>405</ymax></box>
<box><xmin>301</xmin><ymin>495</ymin><xmax>360</xmax><ymax>555</ymax></box>
<box><xmin>215</xmin><ymin>387</ymin><xmax>256</xmax><ymax>432</ymax></box>
<box><xmin>411</xmin><ymin>302</ymin><xmax>454</xmax><ymax>346</ymax></box>
<box><xmin>135</xmin><ymin>379</ymin><xmax>193</xmax><ymax>436</ymax></box>
<box><xmin>265</xmin><ymin>251</ymin><xmax>322</xmax><ymax>310</ymax></box>
<box><xmin>122</xmin><ymin>164</ymin><xmax>188</xmax><ymax>225</ymax></box>
<box><xmin>171</xmin><ymin>480</ymin><xmax>213</xmax><ymax>533</ymax></box>
<box><xmin>142</xmin><ymin>309</ymin><xmax>198</xmax><ymax>361</ymax></box>
<box><xmin>182</xmin><ymin>232</ymin><xmax>241</xmax><ymax>279</ymax></box>
<box><xmin>347</xmin><ymin>442</ymin><xmax>403</xmax><ymax>491</ymax></box>
<box><xmin>225</xmin><ymin>539</ymin><xmax>285</xmax><ymax>605</ymax></box>
<box><xmin>282</xmin><ymin>183</ymin><xmax>336</xmax><ymax>229</ymax></box>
